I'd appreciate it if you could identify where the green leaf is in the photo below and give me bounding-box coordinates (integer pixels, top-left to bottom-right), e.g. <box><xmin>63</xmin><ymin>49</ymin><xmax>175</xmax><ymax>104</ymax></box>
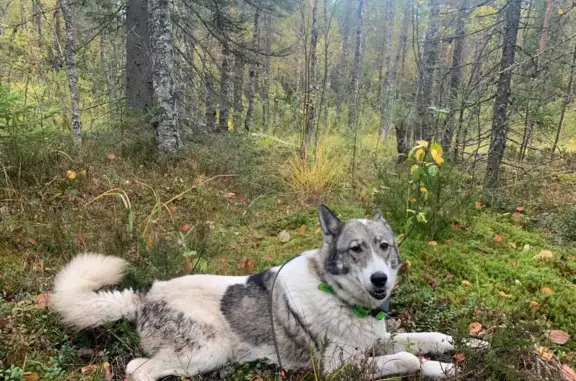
<box><xmin>411</xmin><ymin>166</ymin><xmax>422</xmax><ymax>182</ymax></box>
<box><xmin>428</xmin><ymin>165</ymin><xmax>439</xmax><ymax>177</ymax></box>
<box><xmin>416</xmin><ymin>212</ymin><xmax>428</xmax><ymax>223</ymax></box>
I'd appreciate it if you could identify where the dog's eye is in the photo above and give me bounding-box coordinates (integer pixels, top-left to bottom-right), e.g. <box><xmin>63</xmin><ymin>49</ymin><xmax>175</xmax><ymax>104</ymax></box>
<box><xmin>380</xmin><ymin>242</ymin><xmax>389</xmax><ymax>251</ymax></box>
<box><xmin>350</xmin><ymin>245</ymin><xmax>362</xmax><ymax>253</ymax></box>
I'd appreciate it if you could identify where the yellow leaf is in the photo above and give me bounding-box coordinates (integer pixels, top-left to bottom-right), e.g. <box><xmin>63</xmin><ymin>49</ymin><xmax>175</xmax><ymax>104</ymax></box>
<box><xmin>315</xmin><ymin>227</ymin><xmax>321</xmax><ymax>235</ymax></box>
<box><xmin>430</xmin><ymin>149</ymin><xmax>444</xmax><ymax>165</ymax></box>
<box><xmin>541</xmin><ymin>286</ymin><xmax>554</xmax><ymax>295</ymax></box>
<box><xmin>300</xmin><ymin>224</ymin><xmax>307</xmax><ymax>234</ymax></box>
<box><xmin>24</xmin><ymin>372</ymin><xmax>40</xmax><ymax>381</ymax></box>
<box><xmin>474</xmin><ymin>200</ymin><xmax>482</xmax><ymax>209</ymax></box>
<box><xmin>528</xmin><ymin>301</ymin><xmax>541</xmax><ymax>310</ymax></box>
<box><xmin>410</xmin><ymin>164</ymin><xmax>419</xmax><ymax>174</ymax></box>
<box><xmin>415</xmin><ymin>148</ymin><xmax>425</xmax><ymax>161</ymax></box>
<box><xmin>462</xmin><ymin>280</ymin><xmax>472</xmax><ymax>287</ymax></box>
<box><xmin>558</xmin><ymin>8</ymin><xmax>564</xmax><ymax>15</ymax></box>
<box><xmin>498</xmin><ymin>291</ymin><xmax>510</xmax><ymax>298</ymax></box>
<box><xmin>537</xmin><ymin>346</ymin><xmax>554</xmax><ymax>361</ymax></box>
<box><xmin>428</xmin><ymin>240</ymin><xmax>438</xmax><ymax>246</ymax></box>
<box><xmin>420</xmin><ymin>186</ymin><xmax>428</xmax><ymax>194</ymax></box>
<box><xmin>416</xmin><ymin>140</ymin><xmax>429</xmax><ymax>148</ymax></box>
<box><xmin>533</xmin><ymin>250</ymin><xmax>553</xmax><ymax>260</ymax></box>
<box><xmin>66</xmin><ymin>170</ymin><xmax>77</xmax><ymax>180</ymax></box>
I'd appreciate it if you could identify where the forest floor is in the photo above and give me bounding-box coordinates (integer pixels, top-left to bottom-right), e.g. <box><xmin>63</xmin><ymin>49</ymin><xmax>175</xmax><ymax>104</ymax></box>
<box><xmin>1</xmin><ymin>131</ymin><xmax>576</xmax><ymax>381</ymax></box>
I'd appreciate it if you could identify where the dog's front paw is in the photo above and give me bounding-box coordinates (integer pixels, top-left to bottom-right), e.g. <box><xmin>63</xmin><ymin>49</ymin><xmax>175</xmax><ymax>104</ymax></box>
<box><xmin>420</xmin><ymin>360</ymin><xmax>454</xmax><ymax>380</ymax></box>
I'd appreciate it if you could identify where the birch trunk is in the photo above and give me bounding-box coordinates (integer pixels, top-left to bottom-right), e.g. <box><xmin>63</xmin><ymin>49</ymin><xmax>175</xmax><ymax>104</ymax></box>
<box><xmin>218</xmin><ymin>47</ymin><xmax>233</xmax><ymax>133</ymax></box>
<box><xmin>379</xmin><ymin>0</ymin><xmax>395</xmax><ymax>139</ymax></box>
<box><xmin>348</xmin><ymin>0</ymin><xmax>365</xmax><ymax>131</ymax></box>
<box><xmin>484</xmin><ymin>0</ymin><xmax>522</xmax><ymax>191</ymax></box>
<box><xmin>60</xmin><ymin>0</ymin><xmax>82</xmax><ymax>139</ymax></box>
<box><xmin>551</xmin><ymin>43</ymin><xmax>576</xmax><ymax>157</ymax></box>
<box><xmin>261</xmin><ymin>13</ymin><xmax>272</xmax><ymax>130</ymax></box>
<box><xmin>148</xmin><ymin>0</ymin><xmax>181</xmax><ymax>152</ymax></box>
<box><xmin>233</xmin><ymin>53</ymin><xmax>244</xmax><ymax>127</ymax></box>
<box><xmin>335</xmin><ymin>0</ymin><xmax>353</xmax><ymax>112</ymax></box>
<box><xmin>245</xmin><ymin>10</ymin><xmax>260</xmax><ymax>131</ymax></box>
<box><xmin>305</xmin><ymin>0</ymin><xmax>319</xmax><ymax>147</ymax></box>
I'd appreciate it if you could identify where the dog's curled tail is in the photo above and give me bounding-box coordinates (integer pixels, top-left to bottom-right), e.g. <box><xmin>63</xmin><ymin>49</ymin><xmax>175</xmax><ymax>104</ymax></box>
<box><xmin>50</xmin><ymin>253</ymin><xmax>140</xmax><ymax>330</ymax></box>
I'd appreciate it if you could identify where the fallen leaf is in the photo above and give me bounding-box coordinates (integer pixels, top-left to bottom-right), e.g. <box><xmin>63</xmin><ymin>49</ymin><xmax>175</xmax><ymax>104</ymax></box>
<box><xmin>236</xmin><ymin>257</ymin><xmax>256</xmax><ymax>272</ymax></box>
<box><xmin>103</xmin><ymin>361</ymin><xmax>113</xmax><ymax>381</ymax></box>
<box><xmin>276</xmin><ymin>199</ymin><xmax>282</xmax><ymax>205</ymax></box>
<box><xmin>169</xmin><ymin>206</ymin><xmax>177</xmax><ymax>213</ymax></box>
<box><xmin>541</xmin><ymin>286</ymin><xmax>554</xmax><ymax>295</ymax></box>
<box><xmin>498</xmin><ymin>291</ymin><xmax>511</xmax><ymax>298</ymax></box>
<box><xmin>469</xmin><ymin>322</ymin><xmax>483</xmax><ymax>335</ymax></box>
<box><xmin>27</xmin><ymin>237</ymin><xmax>37</xmax><ymax>245</ymax></box>
<box><xmin>224</xmin><ymin>192</ymin><xmax>235</xmax><ymax>199</ymax></box>
<box><xmin>512</xmin><ymin>212</ymin><xmax>522</xmax><ymax>220</ymax></box>
<box><xmin>533</xmin><ymin>250</ymin><xmax>553</xmax><ymax>260</ymax></box>
<box><xmin>443</xmin><ymin>239</ymin><xmax>453</xmax><ymax>245</ymax></box>
<box><xmin>511</xmin><ymin>260</ymin><xmax>520</xmax><ymax>267</ymax></box>
<box><xmin>315</xmin><ymin>227</ymin><xmax>321</xmax><ymax>235</ymax></box>
<box><xmin>264</xmin><ymin>256</ymin><xmax>273</xmax><ymax>262</ymax></box>
<box><xmin>24</xmin><ymin>372</ymin><xmax>40</xmax><ymax>381</ymax></box>
<box><xmin>81</xmin><ymin>364</ymin><xmax>100</xmax><ymax>373</ymax></box>
<box><xmin>475</xmin><ymin>200</ymin><xmax>482</xmax><ymax>209</ymax></box>
<box><xmin>299</xmin><ymin>224</ymin><xmax>307</xmax><ymax>234</ymax></box>
<box><xmin>522</xmin><ymin>244</ymin><xmax>531</xmax><ymax>252</ymax></box>
<box><xmin>428</xmin><ymin>240</ymin><xmax>438</xmax><ymax>246</ymax></box>
<box><xmin>561</xmin><ymin>364</ymin><xmax>576</xmax><ymax>381</ymax></box>
<box><xmin>537</xmin><ymin>346</ymin><xmax>554</xmax><ymax>361</ymax></box>
<box><xmin>107</xmin><ymin>153</ymin><xmax>117</xmax><ymax>160</ymax></box>
<box><xmin>462</xmin><ymin>280</ymin><xmax>472</xmax><ymax>287</ymax></box>
<box><xmin>528</xmin><ymin>301</ymin><xmax>541</xmax><ymax>310</ymax></box>
<box><xmin>181</xmin><ymin>224</ymin><xmax>190</xmax><ymax>233</ymax></box>
<box><xmin>516</xmin><ymin>206</ymin><xmax>525</xmax><ymax>212</ymax></box>
<box><xmin>444</xmin><ymin>273</ymin><xmax>455</xmax><ymax>281</ymax></box>
<box><xmin>66</xmin><ymin>170</ymin><xmax>77</xmax><ymax>180</ymax></box>
<box><xmin>278</xmin><ymin>230</ymin><xmax>291</xmax><ymax>243</ymax></box>
<box><xmin>424</xmin><ymin>274</ymin><xmax>439</xmax><ymax>288</ymax></box>
<box><xmin>453</xmin><ymin>352</ymin><xmax>465</xmax><ymax>363</ymax></box>
<box><xmin>36</xmin><ymin>294</ymin><xmax>50</xmax><ymax>309</ymax></box>
<box><xmin>510</xmin><ymin>242</ymin><xmax>517</xmax><ymax>249</ymax></box>
<box><xmin>495</xmin><ymin>234</ymin><xmax>504</xmax><ymax>242</ymax></box>
<box><xmin>547</xmin><ymin>330</ymin><xmax>571</xmax><ymax>345</ymax></box>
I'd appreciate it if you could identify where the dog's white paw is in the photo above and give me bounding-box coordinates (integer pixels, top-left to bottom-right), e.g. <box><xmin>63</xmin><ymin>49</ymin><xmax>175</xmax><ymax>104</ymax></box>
<box><xmin>420</xmin><ymin>360</ymin><xmax>455</xmax><ymax>380</ymax></box>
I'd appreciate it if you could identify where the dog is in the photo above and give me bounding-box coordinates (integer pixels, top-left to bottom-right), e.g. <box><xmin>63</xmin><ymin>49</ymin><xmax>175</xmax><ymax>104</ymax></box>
<box><xmin>50</xmin><ymin>204</ymin><xmax>485</xmax><ymax>380</ymax></box>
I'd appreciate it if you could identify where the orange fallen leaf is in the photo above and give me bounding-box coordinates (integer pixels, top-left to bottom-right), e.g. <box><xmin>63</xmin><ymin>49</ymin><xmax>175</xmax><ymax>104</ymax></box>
<box><xmin>276</xmin><ymin>199</ymin><xmax>282</xmax><ymax>205</ymax></box>
<box><xmin>469</xmin><ymin>322</ymin><xmax>483</xmax><ymax>335</ymax></box>
<box><xmin>444</xmin><ymin>273</ymin><xmax>455</xmax><ymax>281</ymax></box>
<box><xmin>474</xmin><ymin>200</ymin><xmax>482</xmax><ymax>209</ymax></box>
<box><xmin>300</xmin><ymin>224</ymin><xmax>307</xmax><ymax>234</ymax></box>
<box><xmin>537</xmin><ymin>346</ymin><xmax>554</xmax><ymax>361</ymax></box>
<box><xmin>541</xmin><ymin>286</ymin><xmax>554</xmax><ymax>295</ymax></box>
<box><xmin>453</xmin><ymin>352</ymin><xmax>465</xmax><ymax>363</ymax></box>
<box><xmin>516</xmin><ymin>206</ymin><xmax>525</xmax><ymax>212</ymax></box>
<box><xmin>80</xmin><ymin>364</ymin><xmax>100</xmax><ymax>373</ymax></box>
<box><xmin>24</xmin><ymin>372</ymin><xmax>40</xmax><ymax>381</ymax></box>
<box><xmin>529</xmin><ymin>301</ymin><xmax>541</xmax><ymax>310</ymax></box>
<box><xmin>562</xmin><ymin>364</ymin><xmax>576</xmax><ymax>381</ymax></box>
<box><xmin>547</xmin><ymin>330</ymin><xmax>571</xmax><ymax>345</ymax></box>
<box><xmin>169</xmin><ymin>206</ymin><xmax>177</xmax><ymax>213</ymax></box>
<box><xmin>36</xmin><ymin>294</ymin><xmax>50</xmax><ymax>309</ymax></box>
<box><xmin>512</xmin><ymin>212</ymin><xmax>522</xmax><ymax>220</ymax></box>
<box><xmin>533</xmin><ymin>250</ymin><xmax>553</xmax><ymax>260</ymax></box>
<box><xmin>103</xmin><ymin>361</ymin><xmax>113</xmax><ymax>381</ymax></box>
<box><xmin>498</xmin><ymin>291</ymin><xmax>511</xmax><ymax>298</ymax></box>
<box><xmin>511</xmin><ymin>260</ymin><xmax>520</xmax><ymax>267</ymax></box>
<box><xmin>224</xmin><ymin>192</ymin><xmax>235</xmax><ymax>199</ymax></box>
<box><xmin>107</xmin><ymin>153</ymin><xmax>117</xmax><ymax>160</ymax></box>
<box><xmin>495</xmin><ymin>234</ymin><xmax>504</xmax><ymax>242</ymax></box>
<box><xmin>428</xmin><ymin>241</ymin><xmax>438</xmax><ymax>246</ymax></box>
<box><xmin>181</xmin><ymin>224</ymin><xmax>190</xmax><ymax>233</ymax></box>
<box><xmin>462</xmin><ymin>280</ymin><xmax>472</xmax><ymax>287</ymax></box>
<box><xmin>66</xmin><ymin>170</ymin><xmax>77</xmax><ymax>180</ymax></box>
<box><xmin>510</xmin><ymin>242</ymin><xmax>517</xmax><ymax>249</ymax></box>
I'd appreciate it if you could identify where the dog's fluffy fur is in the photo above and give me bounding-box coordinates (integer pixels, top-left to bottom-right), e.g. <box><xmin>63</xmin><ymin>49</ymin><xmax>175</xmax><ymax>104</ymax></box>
<box><xmin>50</xmin><ymin>205</ymin><xmax>483</xmax><ymax>380</ymax></box>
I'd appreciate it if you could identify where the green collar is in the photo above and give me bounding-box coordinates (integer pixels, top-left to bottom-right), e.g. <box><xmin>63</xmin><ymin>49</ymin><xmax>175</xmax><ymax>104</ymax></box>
<box><xmin>318</xmin><ymin>282</ymin><xmax>387</xmax><ymax>320</ymax></box>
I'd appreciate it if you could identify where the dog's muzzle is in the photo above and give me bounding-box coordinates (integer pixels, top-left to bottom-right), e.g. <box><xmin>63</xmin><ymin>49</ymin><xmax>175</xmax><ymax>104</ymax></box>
<box><xmin>369</xmin><ymin>289</ymin><xmax>387</xmax><ymax>300</ymax></box>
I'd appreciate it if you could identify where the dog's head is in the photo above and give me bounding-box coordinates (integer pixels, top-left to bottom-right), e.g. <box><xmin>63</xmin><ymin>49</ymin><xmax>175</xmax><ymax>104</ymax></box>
<box><xmin>317</xmin><ymin>204</ymin><xmax>401</xmax><ymax>305</ymax></box>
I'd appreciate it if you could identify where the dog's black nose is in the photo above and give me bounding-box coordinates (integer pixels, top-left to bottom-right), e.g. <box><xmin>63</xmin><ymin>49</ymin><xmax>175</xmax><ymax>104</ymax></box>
<box><xmin>370</xmin><ymin>272</ymin><xmax>388</xmax><ymax>288</ymax></box>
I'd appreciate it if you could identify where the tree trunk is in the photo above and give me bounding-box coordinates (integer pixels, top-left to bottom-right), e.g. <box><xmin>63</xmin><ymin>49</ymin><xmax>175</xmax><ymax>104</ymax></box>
<box><xmin>551</xmin><ymin>43</ymin><xmax>576</xmax><ymax>157</ymax></box>
<box><xmin>205</xmin><ymin>70</ymin><xmax>217</xmax><ymax>132</ymax></box>
<box><xmin>441</xmin><ymin>0</ymin><xmax>468</xmax><ymax>155</ymax></box>
<box><xmin>148</xmin><ymin>0</ymin><xmax>180</xmax><ymax>152</ymax></box>
<box><xmin>305</xmin><ymin>0</ymin><xmax>319</xmax><ymax>147</ymax></box>
<box><xmin>218</xmin><ymin>47</ymin><xmax>232</xmax><ymax>133</ymax></box>
<box><xmin>126</xmin><ymin>0</ymin><xmax>153</xmax><ymax>115</ymax></box>
<box><xmin>379</xmin><ymin>0</ymin><xmax>395</xmax><ymax>139</ymax></box>
<box><xmin>32</xmin><ymin>0</ymin><xmax>42</xmax><ymax>50</ymax></box>
<box><xmin>100</xmin><ymin>31</ymin><xmax>115</xmax><ymax>115</ymax></box>
<box><xmin>484</xmin><ymin>0</ymin><xmax>522</xmax><ymax>191</ymax></box>
<box><xmin>415</xmin><ymin>0</ymin><xmax>441</xmax><ymax>141</ymax></box>
<box><xmin>335</xmin><ymin>0</ymin><xmax>353</xmax><ymax>112</ymax></box>
<box><xmin>245</xmin><ymin>10</ymin><xmax>260</xmax><ymax>131</ymax></box>
<box><xmin>391</xmin><ymin>0</ymin><xmax>410</xmax><ymax>156</ymax></box>
<box><xmin>395</xmin><ymin>120</ymin><xmax>409</xmax><ymax>163</ymax></box>
<box><xmin>347</xmin><ymin>0</ymin><xmax>365</xmax><ymax>131</ymax></box>
<box><xmin>53</xmin><ymin>0</ymin><xmax>62</xmax><ymax>71</ymax></box>
<box><xmin>261</xmin><ymin>13</ymin><xmax>272</xmax><ymax>130</ymax></box>
<box><xmin>60</xmin><ymin>0</ymin><xmax>82</xmax><ymax>139</ymax></box>
<box><xmin>538</xmin><ymin>0</ymin><xmax>553</xmax><ymax>70</ymax></box>
<box><xmin>233</xmin><ymin>53</ymin><xmax>244</xmax><ymax>127</ymax></box>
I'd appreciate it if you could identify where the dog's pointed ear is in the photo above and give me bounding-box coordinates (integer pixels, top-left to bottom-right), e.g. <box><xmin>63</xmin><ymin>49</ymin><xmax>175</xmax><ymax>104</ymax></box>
<box><xmin>318</xmin><ymin>204</ymin><xmax>342</xmax><ymax>237</ymax></box>
<box><xmin>373</xmin><ymin>208</ymin><xmax>384</xmax><ymax>220</ymax></box>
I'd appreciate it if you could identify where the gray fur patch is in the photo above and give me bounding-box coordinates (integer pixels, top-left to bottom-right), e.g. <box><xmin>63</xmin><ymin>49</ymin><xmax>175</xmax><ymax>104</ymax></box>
<box><xmin>137</xmin><ymin>300</ymin><xmax>216</xmax><ymax>354</ymax></box>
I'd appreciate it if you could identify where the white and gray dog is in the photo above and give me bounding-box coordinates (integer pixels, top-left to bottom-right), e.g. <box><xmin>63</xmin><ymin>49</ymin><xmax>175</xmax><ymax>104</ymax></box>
<box><xmin>50</xmin><ymin>205</ymin><xmax>485</xmax><ymax>380</ymax></box>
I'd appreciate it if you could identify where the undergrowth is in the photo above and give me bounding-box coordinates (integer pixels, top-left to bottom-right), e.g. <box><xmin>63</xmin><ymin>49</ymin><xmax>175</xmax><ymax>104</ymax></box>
<box><xmin>0</xmin><ymin>131</ymin><xmax>575</xmax><ymax>380</ymax></box>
